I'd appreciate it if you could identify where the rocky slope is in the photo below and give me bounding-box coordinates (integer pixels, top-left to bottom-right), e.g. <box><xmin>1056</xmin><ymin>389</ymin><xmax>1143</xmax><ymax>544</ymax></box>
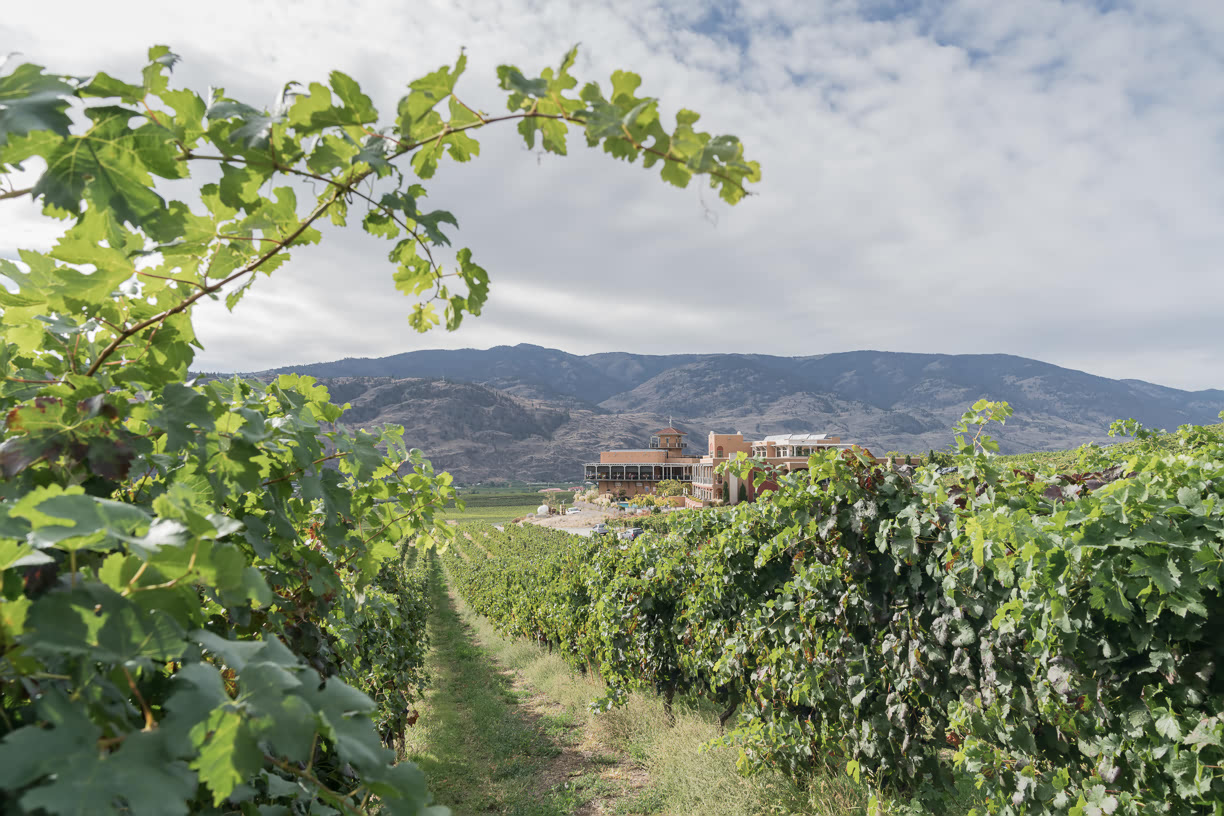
<box><xmin>247</xmin><ymin>345</ymin><xmax>1224</xmax><ymax>483</ymax></box>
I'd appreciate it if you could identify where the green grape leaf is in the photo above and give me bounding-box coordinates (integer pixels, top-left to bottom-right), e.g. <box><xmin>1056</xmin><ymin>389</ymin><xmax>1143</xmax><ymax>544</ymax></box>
<box><xmin>497</xmin><ymin>67</ymin><xmax>548</xmax><ymax>101</ymax></box>
<box><xmin>408</xmin><ymin>302</ymin><xmax>439</xmax><ymax>331</ymax></box>
<box><xmin>25</xmin><ymin>585</ymin><xmax>187</xmax><ymax>663</ymax></box>
<box><xmin>32</xmin><ymin>106</ymin><xmax>175</xmax><ymax>226</ymax></box>
<box><xmin>79</xmin><ymin>71</ymin><xmax>146</xmax><ymax>102</ymax></box>
<box><xmin>577</xmin><ymin>96</ymin><xmax>654</xmax><ymax>142</ymax></box>
<box><xmin>399</xmin><ymin>53</ymin><xmax>467</xmax><ymax>128</ymax></box>
<box><xmin>299</xmin><ymin>677</ymin><xmax>389</xmax><ymax>770</ymax></box>
<box><xmin>329</xmin><ymin>71</ymin><xmax>378</xmax><ymax>123</ymax></box>
<box><xmin>0</xmin><ymin>691</ymin><xmax>101</xmax><ymax>791</ymax></box>
<box><xmin>447</xmin><ymin>96</ymin><xmax>482</xmax><ymax>127</ymax></box>
<box><xmin>207</xmin><ymin>99</ymin><xmax>283</xmax><ymax>149</ymax></box>
<box><xmin>190</xmin><ymin>706</ymin><xmax>265</xmax><ymax>806</ymax></box>
<box><xmin>142</xmin><ymin>45</ymin><xmax>181</xmax><ymax>95</ymax></box>
<box><xmin>353</xmin><ymin>134</ymin><xmax>392</xmax><ymax>173</ymax></box>
<box><xmin>17</xmin><ymin>730</ymin><xmax>195</xmax><ymax>816</ymax></box>
<box><xmin>0</xmin><ymin>62</ymin><xmax>74</xmax><ymax>146</ymax></box>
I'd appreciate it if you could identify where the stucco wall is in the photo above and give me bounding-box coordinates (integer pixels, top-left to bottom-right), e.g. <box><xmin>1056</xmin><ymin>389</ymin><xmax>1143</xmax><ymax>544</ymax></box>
<box><xmin>706</xmin><ymin>432</ymin><xmax>753</xmax><ymax>457</ymax></box>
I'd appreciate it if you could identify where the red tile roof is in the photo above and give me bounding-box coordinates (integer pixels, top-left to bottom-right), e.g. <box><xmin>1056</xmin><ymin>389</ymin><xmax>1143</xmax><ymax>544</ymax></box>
<box><xmin>653</xmin><ymin>427</ymin><xmax>687</xmax><ymax>435</ymax></box>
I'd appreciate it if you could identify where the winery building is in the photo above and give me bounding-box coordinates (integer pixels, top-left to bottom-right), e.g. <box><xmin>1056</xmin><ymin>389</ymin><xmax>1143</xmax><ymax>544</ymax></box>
<box><xmin>581</xmin><ymin>427</ymin><xmax>701</xmax><ymax>498</ymax></box>
<box><xmin>584</xmin><ymin>427</ymin><xmax>875</xmax><ymax>505</ymax></box>
<box><xmin>690</xmin><ymin>432</ymin><xmax>867</xmax><ymax>505</ymax></box>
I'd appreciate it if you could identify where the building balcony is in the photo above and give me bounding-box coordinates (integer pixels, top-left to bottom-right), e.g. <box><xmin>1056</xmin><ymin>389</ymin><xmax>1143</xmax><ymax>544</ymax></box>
<box><xmin>583</xmin><ymin>463</ymin><xmax>694</xmax><ymax>483</ymax></box>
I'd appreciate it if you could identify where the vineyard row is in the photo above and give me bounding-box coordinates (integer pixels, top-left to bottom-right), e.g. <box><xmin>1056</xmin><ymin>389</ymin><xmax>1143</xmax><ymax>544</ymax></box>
<box><xmin>441</xmin><ymin>414</ymin><xmax>1224</xmax><ymax>816</ymax></box>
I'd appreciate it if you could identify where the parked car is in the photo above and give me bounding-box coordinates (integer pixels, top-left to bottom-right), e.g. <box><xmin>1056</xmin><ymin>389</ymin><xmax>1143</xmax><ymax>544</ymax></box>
<box><xmin>618</xmin><ymin>527</ymin><xmax>644</xmax><ymax>541</ymax></box>
<box><xmin>591</xmin><ymin>523</ymin><xmax>610</xmax><ymax>535</ymax></box>
<box><xmin>566</xmin><ymin>507</ymin><xmax>581</xmax><ymax>515</ymax></box>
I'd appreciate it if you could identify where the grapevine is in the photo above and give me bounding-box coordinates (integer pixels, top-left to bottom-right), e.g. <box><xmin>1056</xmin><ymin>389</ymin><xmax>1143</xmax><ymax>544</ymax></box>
<box><xmin>0</xmin><ymin>46</ymin><xmax>758</xmax><ymax>814</ymax></box>
<box><xmin>444</xmin><ymin>404</ymin><xmax>1224</xmax><ymax>815</ymax></box>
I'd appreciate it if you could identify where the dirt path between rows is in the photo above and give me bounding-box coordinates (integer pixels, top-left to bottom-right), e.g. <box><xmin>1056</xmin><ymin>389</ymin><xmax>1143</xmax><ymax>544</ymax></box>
<box><xmin>403</xmin><ymin>558</ymin><xmax>646</xmax><ymax>815</ymax></box>
<box><xmin>474</xmin><ymin>618</ymin><xmax>650</xmax><ymax>815</ymax></box>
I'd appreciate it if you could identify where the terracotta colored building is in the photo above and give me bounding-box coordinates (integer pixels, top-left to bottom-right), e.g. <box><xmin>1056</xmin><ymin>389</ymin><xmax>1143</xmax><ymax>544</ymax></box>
<box><xmin>691</xmin><ymin>432</ymin><xmax>871</xmax><ymax>505</ymax></box>
<box><xmin>690</xmin><ymin>432</ymin><xmax>753</xmax><ymax>504</ymax></box>
<box><xmin>585</xmin><ymin>427</ymin><xmax>879</xmax><ymax>505</ymax></box>
<box><xmin>582</xmin><ymin>427</ymin><xmax>702</xmax><ymax>498</ymax></box>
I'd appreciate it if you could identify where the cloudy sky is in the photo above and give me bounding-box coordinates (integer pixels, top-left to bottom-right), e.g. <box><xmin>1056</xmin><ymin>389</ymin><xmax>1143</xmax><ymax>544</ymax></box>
<box><xmin>3</xmin><ymin>0</ymin><xmax>1222</xmax><ymax>390</ymax></box>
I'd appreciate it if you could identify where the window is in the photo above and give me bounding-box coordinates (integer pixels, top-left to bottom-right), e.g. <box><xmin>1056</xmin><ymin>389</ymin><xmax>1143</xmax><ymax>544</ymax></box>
<box><xmin>716</xmin><ymin>446</ymin><xmax>724</xmax><ymax>457</ymax></box>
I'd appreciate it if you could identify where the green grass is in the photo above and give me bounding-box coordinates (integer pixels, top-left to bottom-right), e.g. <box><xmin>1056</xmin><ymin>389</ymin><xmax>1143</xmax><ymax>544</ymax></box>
<box><xmin>452</xmin><ymin>488</ymin><xmax>577</xmax><ymax>503</ymax></box>
<box><xmin>441</xmin><ymin>489</ymin><xmax>578</xmax><ymax>524</ymax></box>
<box><xmin>442</xmin><ymin>562</ymin><xmax>980</xmax><ymax>816</ymax></box>
<box><xmin>403</xmin><ymin>557</ymin><xmax>617</xmax><ymax>815</ymax></box>
<box><xmin>440</xmin><ymin>503</ymin><xmax>543</xmax><ymax>524</ymax></box>
<box><xmin>455</xmin><ymin>483</ymin><xmax>580</xmax><ymax>494</ymax></box>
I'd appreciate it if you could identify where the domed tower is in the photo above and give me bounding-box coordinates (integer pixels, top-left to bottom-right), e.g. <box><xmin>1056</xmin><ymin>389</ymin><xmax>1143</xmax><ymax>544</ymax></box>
<box><xmin>581</xmin><ymin>422</ymin><xmax>700</xmax><ymax>500</ymax></box>
<box><xmin>649</xmin><ymin>426</ymin><xmax>687</xmax><ymax>455</ymax></box>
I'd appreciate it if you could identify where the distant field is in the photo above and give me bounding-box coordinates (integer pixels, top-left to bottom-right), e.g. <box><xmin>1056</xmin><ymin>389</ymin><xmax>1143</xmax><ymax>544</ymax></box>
<box><xmin>453</xmin><ymin>483</ymin><xmax>580</xmax><ymax>495</ymax></box>
<box><xmin>441</xmin><ymin>504</ymin><xmax>541</xmax><ymax>523</ymax></box>
<box><xmin>441</xmin><ymin>488</ymin><xmax>578</xmax><ymax>523</ymax></box>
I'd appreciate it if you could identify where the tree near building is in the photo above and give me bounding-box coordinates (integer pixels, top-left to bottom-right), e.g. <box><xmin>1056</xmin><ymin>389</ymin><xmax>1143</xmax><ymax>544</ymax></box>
<box><xmin>656</xmin><ymin>478</ymin><xmax>687</xmax><ymax>497</ymax></box>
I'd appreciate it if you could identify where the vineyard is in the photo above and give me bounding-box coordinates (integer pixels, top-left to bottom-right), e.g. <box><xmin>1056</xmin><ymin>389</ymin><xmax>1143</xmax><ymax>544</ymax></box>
<box><xmin>442</xmin><ymin>405</ymin><xmax>1224</xmax><ymax>815</ymax></box>
<box><xmin>997</xmin><ymin>423</ymin><xmax>1224</xmax><ymax>473</ymax></box>
<box><xmin>2</xmin><ymin>42</ymin><xmax>1222</xmax><ymax>816</ymax></box>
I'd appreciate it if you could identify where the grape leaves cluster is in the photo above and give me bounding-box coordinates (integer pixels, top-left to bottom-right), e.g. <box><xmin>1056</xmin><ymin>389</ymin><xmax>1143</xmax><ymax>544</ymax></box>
<box><xmin>0</xmin><ymin>45</ymin><xmax>758</xmax><ymax>814</ymax></box>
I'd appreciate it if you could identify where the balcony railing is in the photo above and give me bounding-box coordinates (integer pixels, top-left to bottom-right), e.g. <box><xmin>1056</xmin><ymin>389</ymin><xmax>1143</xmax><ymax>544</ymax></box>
<box><xmin>583</xmin><ymin>463</ymin><xmax>693</xmax><ymax>482</ymax></box>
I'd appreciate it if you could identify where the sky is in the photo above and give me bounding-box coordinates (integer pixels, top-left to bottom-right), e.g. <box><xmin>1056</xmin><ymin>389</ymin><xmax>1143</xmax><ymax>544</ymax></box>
<box><xmin>2</xmin><ymin>0</ymin><xmax>1222</xmax><ymax>391</ymax></box>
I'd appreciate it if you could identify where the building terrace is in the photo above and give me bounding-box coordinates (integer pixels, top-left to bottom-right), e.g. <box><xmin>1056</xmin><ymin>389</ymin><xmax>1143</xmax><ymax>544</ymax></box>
<box><xmin>582</xmin><ymin>428</ymin><xmax>699</xmax><ymax>496</ymax></box>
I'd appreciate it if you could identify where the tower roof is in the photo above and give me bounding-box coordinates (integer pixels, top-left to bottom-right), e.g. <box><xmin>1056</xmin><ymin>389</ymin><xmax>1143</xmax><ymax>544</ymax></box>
<box><xmin>652</xmin><ymin>427</ymin><xmax>686</xmax><ymax>435</ymax></box>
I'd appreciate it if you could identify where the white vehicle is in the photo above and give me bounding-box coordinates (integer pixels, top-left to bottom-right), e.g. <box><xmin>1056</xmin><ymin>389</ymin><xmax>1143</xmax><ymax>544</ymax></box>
<box><xmin>566</xmin><ymin>507</ymin><xmax>581</xmax><ymax>515</ymax></box>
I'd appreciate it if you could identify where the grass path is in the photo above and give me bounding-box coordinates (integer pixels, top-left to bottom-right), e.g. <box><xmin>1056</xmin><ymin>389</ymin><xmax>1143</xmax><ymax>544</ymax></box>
<box><xmin>406</xmin><ymin>554</ymin><xmax>891</xmax><ymax>816</ymax></box>
<box><xmin>403</xmin><ymin>559</ymin><xmax>633</xmax><ymax>815</ymax></box>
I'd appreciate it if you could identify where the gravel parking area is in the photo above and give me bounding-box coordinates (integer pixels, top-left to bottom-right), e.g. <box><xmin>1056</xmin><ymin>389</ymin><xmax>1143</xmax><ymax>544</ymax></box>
<box><xmin>521</xmin><ymin>503</ymin><xmax>618</xmax><ymax>529</ymax></box>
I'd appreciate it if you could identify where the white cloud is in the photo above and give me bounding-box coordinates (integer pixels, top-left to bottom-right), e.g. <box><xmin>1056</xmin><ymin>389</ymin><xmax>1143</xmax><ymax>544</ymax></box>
<box><xmin>1</xmin><ymin>0</ymin><xmax>1221</xmax><ymax>391</ymax></box>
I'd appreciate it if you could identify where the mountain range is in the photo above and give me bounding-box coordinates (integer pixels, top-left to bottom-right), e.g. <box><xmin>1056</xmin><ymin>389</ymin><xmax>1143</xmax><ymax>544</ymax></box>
<box><xmin>241</xmin><ymin>345</ymin><xmax>1224</xmax><ymax>483</ymax></box>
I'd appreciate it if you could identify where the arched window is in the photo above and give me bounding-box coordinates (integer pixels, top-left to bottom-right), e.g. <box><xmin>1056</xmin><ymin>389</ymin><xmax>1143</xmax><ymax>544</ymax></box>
<box><xmin>716</xmin><ymin>446</ymin><xmax>724</xmax><ymax>457</ymax></box>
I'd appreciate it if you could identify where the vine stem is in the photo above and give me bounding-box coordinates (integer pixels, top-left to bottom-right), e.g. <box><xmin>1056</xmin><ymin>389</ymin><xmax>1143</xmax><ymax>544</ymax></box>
<box><xmin>137</xmin><ymin>269</ymin><xmax>209</xmax><ymax>290</ymax></box>
<box><xmin>263</xmin><ymin>753</ymin><xmax>367</xmax><ymax>816</ymax></box>
<box><xmin>81</xmin><ymin>104</ymin><xmax>751</xmax><ymax>378</ymax></box>
<box><xmin>121</xmin><ymin>665</ymin><xmax>157</xmax><ymax>731</ymax></box>
<box><xmin>360</xmin><ymin>511</ymin><xmax>416</xmax><ymax>546</ymax></box>
<box><xmin>191</xmin><ymin>154</ymin><xmax>441</xmax><ymax>274</ymax></box>
<box><xmin>123</xmin><ymin>540</ymin><xmax>199</xmax><ymax>596</ymax></box>
<box><xmin>84</xmin><ymin>181</ymin><xmax>348</xmax><ymax>377</ymax></box>
<box><xmin>262</xmin><ymin>452</ymin><xmax>350</xmax><ymax>486</ymax></box>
